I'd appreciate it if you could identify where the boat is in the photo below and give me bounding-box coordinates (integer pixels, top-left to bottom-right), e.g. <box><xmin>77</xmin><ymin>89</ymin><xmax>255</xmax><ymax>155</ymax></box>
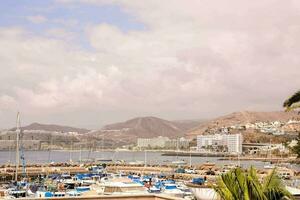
<box><xmin>95</xmin><ymin>158</ymin><xmax>113</xmax><ymax>163</ymax></box>
<box><xmin>148</xmin><ymin>186</ymin><xmax>161</xmax><ymax>193</ymax></box>
<box><xmin>75</xmin><ymin>186</ymin><xmax>90</xmax><ymax>193</ymax></box>
<box><xmin>186</xmin><ymin>185</ymin><xmax>217</xmax><ymax>200</ymax></box>
<box><xmin>35</xmin><ymin>191</ymin><xmax>54</xmax><ymax>198</ymax></box>
<box><xmin>98</xmin><ymin>178</ymin><xmax>148</xmax><ymax>195</ymax></box>
<box><xmin>53</xmin><ymin>192</ymin><xmax>66</xmax><ymax>197</ymax></box>
<box><xmin>128</xmin><ymin>160</ymin><xmax>144</xmax><ymax>165</ymax></box>
<box><xmin>7</xmin><ymin>190</ymin><xmax>27</xmax><ymax>198</ymax></box>
<box><xmin>263</xmin><ymin>164</ymin><xmax>275</xmax><ymax>169</ymax></box>
<box><xmin>66</xmin><ymin>190</ymin><xmax>81</xmax><ymax>197</ymax></box>
<box><xmin>162</xmin><ymin>183</ymin><xmax>185</xmax><ymax>198</ymax></box>
<box><xmin>172</xmin><ymin>160</ymin><xmax>187</xmax><ymax>166</ymax></box>
<box><xmin>80</xmin><ymin>176</ymin><xmax>97</xmax><ymax>186</ymax></box>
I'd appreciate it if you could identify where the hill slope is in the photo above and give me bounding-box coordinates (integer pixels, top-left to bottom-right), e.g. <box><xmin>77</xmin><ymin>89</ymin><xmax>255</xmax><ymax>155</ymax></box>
<box><xmin>87</xmin><ymin>116</ymin><xmax>200</xmax><ymax>146</ymax></box>
<box><xmin>11</xmin><ymin>122</ymin><xmax>90</xmax><ymax>134</ymax></box>
<box><xmin>186</xmin><ymin>111</ymin><xmax>300</xmax><ymax>138</ymax></box>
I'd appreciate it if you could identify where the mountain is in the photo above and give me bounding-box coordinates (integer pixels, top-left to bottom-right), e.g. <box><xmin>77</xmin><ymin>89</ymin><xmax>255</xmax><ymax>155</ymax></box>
<box><xmin>10</xmin><ymin>122</ymin><xmax>90</xmax><ymax>134</ymax></box>
<box><xmin>186</xmin><ymin>111</ymin><xmax>300</xmax><ymax>138</ymax></box>
<box><xmin>86</xmin><ymin>116</ymin><xmax>200</xmax><ymax>146</ymax></box>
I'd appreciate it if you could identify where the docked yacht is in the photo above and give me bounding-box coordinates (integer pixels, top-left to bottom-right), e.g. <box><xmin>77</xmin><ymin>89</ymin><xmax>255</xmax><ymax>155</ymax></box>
<box><xmin>186</xmin><ymin>178</ymin><xmax>217</xmax><ymax>200</ymax></box>
<box><xmin>97</xmin><ymin>178</ymin><xmax>148</xmax><ymax>195</ymax></box>
<box><xmin>161</xmin><ymin>183</ymin><xmax>185</xmax><ymax>198</ymax></box>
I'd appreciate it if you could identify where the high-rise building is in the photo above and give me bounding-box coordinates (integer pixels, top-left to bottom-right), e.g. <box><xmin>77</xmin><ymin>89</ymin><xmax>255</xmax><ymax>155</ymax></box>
<box><xmin>165</xmin><ymin>137</ymin><xmax>190</xmax><ymax>149</ymax></box>
<box><xmin>137</xmin><ymin>136</ymin><xmax>170</xmax><ymax>148</ymax></box>
<box><xmin>226</xmin><ymin>134</ymin><xmax>243</xmax><ymax>154</ymax></box>
<box><xmin>197</xmin><ymin>133</ymin><xmax>243</xmax><ymax>154</ymax></box>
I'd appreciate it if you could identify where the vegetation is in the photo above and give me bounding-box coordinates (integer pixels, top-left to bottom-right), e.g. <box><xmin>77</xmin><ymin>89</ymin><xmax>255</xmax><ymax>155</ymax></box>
<box><xmin>283</xmin><ymin>90</ymin><xmax>300</xmax><ymax>112</ymax></box>
<box><xmin>283</xmin><ymin>90</ymin><xmax>300</xmax><ymax>157</ymax></box>
<box><xmin>214</xmin><ymin>167</ymin><xmax>292</xmax><ymax>200</ymax></box>
<box><xmin>292</xmin><ymin>132</ymin><xmax>300</xmax><ymax>158</ymax></box>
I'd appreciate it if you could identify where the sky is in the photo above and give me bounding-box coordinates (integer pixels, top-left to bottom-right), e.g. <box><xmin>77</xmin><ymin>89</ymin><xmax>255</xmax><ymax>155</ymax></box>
<box><xmin>0</xmin><ymin>0</ymin><xmax>300</xmax><ymax>129</ymax></box>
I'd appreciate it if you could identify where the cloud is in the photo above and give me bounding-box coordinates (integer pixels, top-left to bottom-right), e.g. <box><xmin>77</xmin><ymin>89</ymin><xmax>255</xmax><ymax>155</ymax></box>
<box><xmin>26</xmin><ymin>15</ymin><xmax>47</xmax><ymax>24</ymax></box>
<box><xmin>1</xmin><ymin>0</ymin><xmax>300</xmax><ymax>127</ymax></box>
<box><xmin>0</xmin><ymin>95</ymin><xmax>17</xmax><ymax>111</ymax></box>
<box><xmin>45</xmin><ymin>28</ymin><xmax>76</xmax><ymax>40</ymax></box>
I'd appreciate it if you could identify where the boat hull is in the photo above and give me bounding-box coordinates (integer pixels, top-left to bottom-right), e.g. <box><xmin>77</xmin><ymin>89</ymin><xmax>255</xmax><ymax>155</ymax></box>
<box><xmin>187</xmin><ymin>186</ymin><xmax>218</xmax><ymax>200</ymax></box>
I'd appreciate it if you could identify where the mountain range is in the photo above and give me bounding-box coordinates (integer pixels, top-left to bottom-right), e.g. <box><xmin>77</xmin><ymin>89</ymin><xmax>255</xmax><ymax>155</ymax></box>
<box><xmin>85</xmin><ymin>116</ymin><xmax>201</xmax><ymax>146</ymax></box>
<box><xmin>10</xmin><ymin>122</ymin><xmax>90</xmax><ymax>134</ymax></box>
<box><xmin>5</xmin><ymin>111</ymin><xmax>300</xmax><ymax>146</ymax></box>
<box><xmin>186</xmin><ymin>111</ymin><xmax>300</xmax><ymax>138</ymax></box>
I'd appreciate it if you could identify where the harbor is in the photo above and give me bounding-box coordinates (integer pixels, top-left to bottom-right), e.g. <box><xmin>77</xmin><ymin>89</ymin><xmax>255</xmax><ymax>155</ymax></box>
<box><xmin>1</xmin><ymin>113</ymin><xmax>300</xmax><ymax>200</ymax></box>
<box><xmin>0</xmin><ymin>159</ymin><xmax>300</xmax><ymax>199</ymax></box>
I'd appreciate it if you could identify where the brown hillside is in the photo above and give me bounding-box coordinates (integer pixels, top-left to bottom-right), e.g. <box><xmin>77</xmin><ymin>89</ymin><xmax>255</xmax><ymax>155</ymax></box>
<box><xmin>86</xmin><ymin>116</ymin><xmax>200</xmax><ymax>146</ymax></box>
<box><xmin>10</xmin><ymin>123</ymin><xmax>90</xmax><ymax>134</ymax></box>
<box><xmin>186</xmin><ymin>111</ymin><xmax>300</xmax><ymax>138</ymax></box>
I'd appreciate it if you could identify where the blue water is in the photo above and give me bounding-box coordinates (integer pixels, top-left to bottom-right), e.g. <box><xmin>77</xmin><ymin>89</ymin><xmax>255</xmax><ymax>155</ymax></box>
<box><xmin>0</xmin><ymin>150</ymin><xmax>272</xmax><ymax>169</ymax></box>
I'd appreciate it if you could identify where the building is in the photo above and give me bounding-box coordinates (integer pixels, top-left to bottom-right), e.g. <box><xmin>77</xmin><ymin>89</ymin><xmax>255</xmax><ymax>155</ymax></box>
<box><xmin>137</xmin><ymin>136</ymin><xmax>170</xmax><ymax>148</ymax></box>
<box><xmin>0</xmin><ymin>140</ymin><xmax>40</xmax><ymax>150</ymax></box>
<box><xmin>197</xmin><ymin>133</ymin><xmax>243</xmax><ymax>154</ymax></box>
<box><xmin>137</xmin><ymin>136</ymin><xmax>190</xmax><ymax>149</ymax></box>
<box><xmin>165</xmin><ymin>137</ymin><xmax>190</xmax><ymax>149</ymax></box>
<box><xmin>243</xmin><ymin>143</ymin><xmax>288</xmax><ymax>155</ymax></box>
<box><xmin>226</xmin><ymin>134</ymin><xmax>243</xmax><ymax>154</ymax></box>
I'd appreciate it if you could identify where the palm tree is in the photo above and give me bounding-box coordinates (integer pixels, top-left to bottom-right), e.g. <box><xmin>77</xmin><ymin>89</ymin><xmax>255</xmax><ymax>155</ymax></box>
<box><xmin>283</xmin><ymin>90</ymin><xmax>300</xmax><ymax>112</ymax></box>
<box><xmin>214</xmin><ymin>167</ymin><xmax>293</xmax><ymax>200</ymax></box>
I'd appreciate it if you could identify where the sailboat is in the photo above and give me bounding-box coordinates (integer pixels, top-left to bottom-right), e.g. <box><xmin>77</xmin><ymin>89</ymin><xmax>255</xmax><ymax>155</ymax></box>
<box><xmin>264</xmin><ymin>139</ymin><xmax>275</xmax><ymax>169</ymax></box>
<box><xmin>7</xmin><ymin>112</ymin><xmax>28</xmax><ymax>198</ymax></box>
<box><xmin>15</xmin><ymin>112</ymin><xmax>21</xmax><ymax>181</ymax></box>
<box><xmin>172</xmin><ymin>138</ymin><xmax>187</xmax><ymax>166</ymax></box>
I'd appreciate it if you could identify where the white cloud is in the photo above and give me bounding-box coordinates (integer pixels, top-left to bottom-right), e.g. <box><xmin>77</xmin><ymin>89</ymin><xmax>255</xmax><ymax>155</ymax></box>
<box><xmin>0</xmin><ymin>95</ymin><xmax>17</xmax><ymax>111</ymax></box>
<box><xmin>45</xmin><ymin>28</ymin><xmax>76</xmax><ymax>40</ymax></box>
<box><xmin>1</xmin><ymin>0</ymin><xmax>300</xmax><ymax>127</ymax></box>
<box><xmin>26</xmin><ymin>15</ymin><xmax>47</xmax><ymax>24</ymax></box>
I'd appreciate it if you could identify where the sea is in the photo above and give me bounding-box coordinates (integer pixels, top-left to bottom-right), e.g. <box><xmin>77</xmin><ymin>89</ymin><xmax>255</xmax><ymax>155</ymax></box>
<box><xmin>0</xmin><ymin>150</ymin><xmax>276</xmax><ymax>169</ymax></box>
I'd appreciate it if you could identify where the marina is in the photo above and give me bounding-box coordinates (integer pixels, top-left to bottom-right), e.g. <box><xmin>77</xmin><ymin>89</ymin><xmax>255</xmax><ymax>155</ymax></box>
<box><xmin>1</xmin><ymin>114</ymin><xmax>300</xmax><ymax>200</ymax></box>
<box><xmin>1</xmin><ymin>1</ymin><xmax>300</xmax><ymax>198</ymax></box>
<box><xmin>0</xmin><ymin>159</ymin><xmax>300</xmax><ymax>199</ymax></box>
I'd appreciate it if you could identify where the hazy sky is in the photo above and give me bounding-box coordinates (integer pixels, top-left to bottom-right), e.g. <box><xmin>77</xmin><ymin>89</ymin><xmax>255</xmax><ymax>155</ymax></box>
<box><xmin>0</xmin><ymin>0</ymin><xmax>300</xmax><ymax>129</ymax></box>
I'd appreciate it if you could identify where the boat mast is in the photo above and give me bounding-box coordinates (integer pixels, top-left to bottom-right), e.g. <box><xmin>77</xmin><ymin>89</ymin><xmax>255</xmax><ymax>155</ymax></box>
<box><xmin>15</xmin><ymin>112</ymin><xmax>21</xmax><ymax>181</ymax></box>
<box><xmin>79</xmin><ymin>144</ymin><xmax>83</xmax><ymax>164</ymax></box>
<box><xmin>189</xmin><ymin>149</ymin><xmax>192</xmax><ymax>168</ymax></box>
<box><xmin>144</xmin><ymin>150</ymin><xmax>147</xmax><ymax>167</ymax></box>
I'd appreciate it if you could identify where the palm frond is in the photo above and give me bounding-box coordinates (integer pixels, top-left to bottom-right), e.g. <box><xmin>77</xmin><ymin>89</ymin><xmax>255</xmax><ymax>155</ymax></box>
<box><xmin>214</xmin><ymin>167</ymin><xmax>293</xmax><ymax>200</ymax></box>
<box><xmin>247</xmin><ymin>166</ymin><xmax>266</xmax><ymax>200</ymax></box>
<box><xmin>285</xmin><ymin>103</ymin><xmax>300</xmax><ymax>112</ymax></box>
<box><xmin>263</xmin><ymin>168</ymin><xmax>293</xmax><ymax>200</ymax></box>
<box><xmin>283</xmin><ymin>90</ymin><xmax>300</xmax><ymax>108</ymax></box>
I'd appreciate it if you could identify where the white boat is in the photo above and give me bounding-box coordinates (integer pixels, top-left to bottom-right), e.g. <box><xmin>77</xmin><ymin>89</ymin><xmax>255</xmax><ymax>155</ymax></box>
<box><xmin>99</xmin><ymin>180</ymin><xmax>148</xmax><ymax>195</ymax></box>
<box><xmin>128</xmin><ymin>161</ymin><xmax>144</xmax><ymax>165</ymax></box>
<box><xmin>186</xmin><ymin>185</ymin><xmax>218</xmax><ymax>200</ymax></box>
<box><xmin>66</xmin><ymin>190</ymin><xmax>81</xmax><ymax>197</ymax></box>
<box><xmin>7</xmin><ymin>190</ymin><xmax>27</xmax><ymax>198</ymax></box>
<box><xmin>286</xmin><ymin>186</ymin><xmax>300</xmax><ymax>197</ymax></box>
<box><xmin>80</xmin><ymin>177</ymin><xmax>97</xmax><ymax>186</ymax></box>
<box><xmin>172</xmin><ymin>160</ymin><xmax>187</xmax><ymax>165</ymax></box>
<box><xmin>162</xmin><ymin>183</ymin><xmax>185</xmax><ymax>198</ymax></box>
<box><xmin>263</xmin><ymin>164</ymin><xmax>275</xmax><ymax>169</ymax></box>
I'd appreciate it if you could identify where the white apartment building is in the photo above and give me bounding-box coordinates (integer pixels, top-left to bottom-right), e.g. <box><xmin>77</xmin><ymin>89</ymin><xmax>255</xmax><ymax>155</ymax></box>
<box><xmin>197</xmin><ymin>133</ymin><xmax>243</xmax><ymax>154</ymax></box>
<box><xmin>137</xmin><ymin>136</ymin><xmax>170</xmax><ymax>148</ymax></box>
<box><xmin>226</xmin><ymin>134</ymin><xmax>243</xmax><ymax>154</ymax></box>
<box><xmin>165</xmin><ymin>137</ymin><xmax>190</xmax><ymax>149</ymax></box>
